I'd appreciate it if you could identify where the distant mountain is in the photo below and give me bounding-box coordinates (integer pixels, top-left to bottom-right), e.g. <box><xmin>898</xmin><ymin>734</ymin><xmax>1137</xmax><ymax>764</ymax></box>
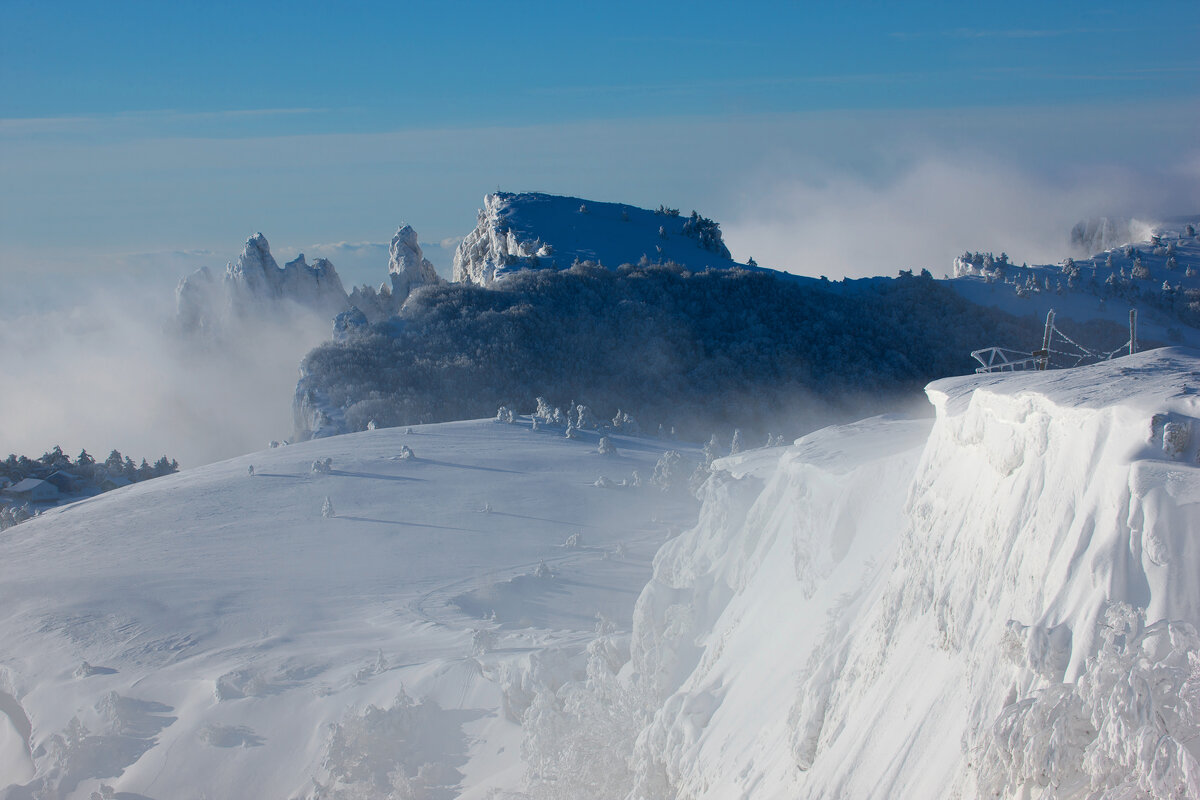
<box><xmin>176</xmin><ymin>226</ymin><xmax>441</xmax><ymax>333</ymax></box>
<box><xmin>176</xmin><ymin>233</ymin><xmax>349</xmax><ymax>333</ymax></box>
<box><xmin>453</xmin><ymin>192</ymin><xmax>742</xmax><ymax>286</ymax></box>
<box><xmin>295</xmin><ymin>198</ymin><xmax>1200</xmax><ymax>445</ymax></box>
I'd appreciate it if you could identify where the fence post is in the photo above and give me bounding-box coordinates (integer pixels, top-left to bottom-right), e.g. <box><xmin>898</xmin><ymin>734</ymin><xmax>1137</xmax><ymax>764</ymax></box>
<box><xmin>1036</xmin><ymin>309</ymin><xmax>1055</xmax><ymax>370</ymax></box>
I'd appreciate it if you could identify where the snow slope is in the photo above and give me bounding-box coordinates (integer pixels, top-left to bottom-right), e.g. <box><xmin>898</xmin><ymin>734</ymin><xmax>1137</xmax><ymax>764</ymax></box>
<box><xmin>948</xmin><ymin>217</ymin><xmax>1200</xmax><ymax>350</ymax></box>
<box><xmin>0</xmin><ymin>419</ymin><xmax>701</xmax><ymax>799</ymax></box>
<box><xmin>536</xmin><ymin>347</ymin><xmax>1200</xmax><ymax>799</ymax></box>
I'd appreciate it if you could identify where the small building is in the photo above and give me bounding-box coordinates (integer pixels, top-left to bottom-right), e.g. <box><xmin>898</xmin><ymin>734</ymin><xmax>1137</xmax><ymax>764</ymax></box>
<box><xmin>45</xmin><ymin>470</ymin><xmax>84</xmax><ymax>494</ymax></box>
<box><xmin>98</xmin><ymin>474</ymin><xmax>132</xmax><ymax>492</ymax></box>
<box><xmin>3</xmin><ymin>478</ymin><xmax>60</xmax><ymax>503</ymax></box>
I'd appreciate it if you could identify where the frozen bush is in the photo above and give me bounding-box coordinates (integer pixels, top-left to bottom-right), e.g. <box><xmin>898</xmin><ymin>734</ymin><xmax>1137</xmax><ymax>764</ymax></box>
<box><xmin>597</xmin><ymin>436</ymin><xmax>616</xmax><ymax>455</ymax></box>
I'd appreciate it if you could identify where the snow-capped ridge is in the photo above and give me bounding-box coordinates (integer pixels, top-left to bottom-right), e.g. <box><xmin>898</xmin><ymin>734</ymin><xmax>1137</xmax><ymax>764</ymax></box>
<box><xmin>453</xmin><ymin>192</ymin><xmax>743</xmax><ymax>286</ymax></box>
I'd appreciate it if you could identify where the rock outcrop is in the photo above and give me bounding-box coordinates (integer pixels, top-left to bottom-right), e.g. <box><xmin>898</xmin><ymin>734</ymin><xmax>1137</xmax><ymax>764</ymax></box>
<box><xmin>177</xmin><ymin>233</ymin><xmax>349</xmax><ymax>332</ymax></box>
<box><xmin>453</xmin><ymin>192</ymin><xmax>741</xmax><ymax>287</ymax></box>
<box><xmin>347</xmin><ymin>225</ymin><xmax>442</xmax><ymax>322</ymax></box>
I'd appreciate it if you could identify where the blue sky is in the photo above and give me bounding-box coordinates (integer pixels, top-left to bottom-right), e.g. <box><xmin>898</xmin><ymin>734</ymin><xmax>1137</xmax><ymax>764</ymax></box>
<box><xmin>2</xmin><ymin>0</ymin><xmax>1198</xmax><ymax>296</ymax></box>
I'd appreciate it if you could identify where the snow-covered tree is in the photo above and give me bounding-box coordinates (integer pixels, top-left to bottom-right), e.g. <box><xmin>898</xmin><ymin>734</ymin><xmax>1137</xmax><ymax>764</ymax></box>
<box><xmin>730</xmin><ymin>428</ymin><xmax>744</xmax><ymax>454</ymax></box>
<box><xmin>703</xmin><ymin>433</ymin><xmax>722</xmax><ymax>466</ymax></box>
<box><xmin>597</xmin><ymin>436</ymin><xmax>616</xmax><ymax>455</ymax></box>
<box><xmin>321</xmin><ymin>496</ymin><xmax>335</xmax><ymax>518</ymax></box>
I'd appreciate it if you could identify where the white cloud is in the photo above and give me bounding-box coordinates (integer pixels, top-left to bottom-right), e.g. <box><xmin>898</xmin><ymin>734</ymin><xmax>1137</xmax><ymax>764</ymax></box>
<box><xmin>722</xmin><ymin>152</ymin><xmax>1199</xmax><ymax>279</ymax></box>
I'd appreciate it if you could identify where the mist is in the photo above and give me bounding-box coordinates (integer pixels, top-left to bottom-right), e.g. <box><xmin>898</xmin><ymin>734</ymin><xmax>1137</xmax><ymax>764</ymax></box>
<box><xmin>0</xmin><ymin>280</ymin><xmax>331</xmax><ymax>468</ymax></box>
<box><xmin>722</xmin><ymin>151</ymin><xmax>1198</xmax><ymax>279</ymax></box>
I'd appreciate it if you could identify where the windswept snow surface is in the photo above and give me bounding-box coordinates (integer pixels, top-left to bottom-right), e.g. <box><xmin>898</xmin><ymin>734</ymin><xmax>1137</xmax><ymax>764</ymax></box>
<box><xmin>540</xmin><ymin>347</ymin><xmax>1200</xmax><ymax>800</ymax></box>
<box><xmin>0</xmin><ymin>420</ymin><xmax>700</xmax><ymax>799</ymax></box>
<box><xmin>9</xmin><ymin>349</ymin><xmax>1200</xmax><ymax>799</ymax></box>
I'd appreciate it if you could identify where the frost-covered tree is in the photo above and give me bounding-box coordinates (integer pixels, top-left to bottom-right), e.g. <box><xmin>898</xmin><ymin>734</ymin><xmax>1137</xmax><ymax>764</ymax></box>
<box><xmin>730</xmin><ymin>429</ymin><xmax>744</xmax><ymax>454</ymax></box>
<box><xmin>597</xmin><ymin>436</ymin><xmax>616</xmax><ymax>455</ymax></box>
<box><xmin>651</xmin><ymin>450</ymin><xmax>687</xmax><ymax>492</ymax></box>
<box><xmin>496</xmin><ymin>405</ymin><xmax>515</xmax><ymax>423</ymax></box>
<box><xmin>574</xmin><ymin>404</ymin><xmax>599</xmax><ymax>430</ymax></box>
<box><xmin>321</xmin><ymin>496</ymin><xmax>335</xmax><ymax>518</ymax></box>
<box><xmin>702</xmin><ymin>433</ymin><xmax>722</xmax><ymax>466</ymax></box>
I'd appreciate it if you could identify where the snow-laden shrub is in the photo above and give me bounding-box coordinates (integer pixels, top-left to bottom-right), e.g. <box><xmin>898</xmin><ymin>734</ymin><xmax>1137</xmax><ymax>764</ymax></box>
<box><xmin>520</xmin><ymin>627</ymin><xmax>646</xmax><ymax>800</ymax></box>
<box><xmin>651</xmin><ymin>450</ymin><xmax>691</xmax><ymax>493</ymax></box>
<box><xmin>972</xmin><ymin>603</ymin><xmax>1200</xmax><ymax>799</ymax></box>
<box><xmin>597</xmin><ymin>437</ymin><xmax>616</xmax><ymax>456</ymax></box>
<box><xmin>296</xmin><ymin>265</ymin><xmax>1052</xmax><ymax>444</ymax></box>
<box><xmin>702</xmin><ymin>434</ymin><xmax>722</xmax><ymax>467</ymax></box>
<box><xmin>312</xmin><ymin>457</ymin><xmax>333</xmax><ymax>475</ymax></box>
<box><xmin>309</xmin><ymin>690</ymin><xmax>468</xmax><ymax>800</ymax></box>
<box><xmin>574</xmin><ymin>404</ymin><xmax>599</xmax><ymax>430</ymax></box>
<box><xmin>1163</xmin><ymin>421</ymin><xmax>1191</xmax><ymax>460</ymax></box>
<box><xmin>612</xmin><ymin>409</ymin><xmax>639</xmax><ymax>433</ymax></box>
<box><xmin>496</xmin><ymin>406</ymin><xmax>515</xmax><ymax>424</ymax></box>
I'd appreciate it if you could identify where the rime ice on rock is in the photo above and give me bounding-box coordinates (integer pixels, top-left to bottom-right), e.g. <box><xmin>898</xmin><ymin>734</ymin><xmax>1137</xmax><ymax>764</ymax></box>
<box><xmin>347</xmin><ymin>224</ymin><xmax>443</xmax><ymax>323</ymax></box>
<box><xmin>177</xmin><ymin>232</ymin><xmax>349</xmax><ymax>332</ymax></box>
<box><xmin>452</xmin><ymin>192</ymin><xmax>745</xmax><ymax>286</ymax></box>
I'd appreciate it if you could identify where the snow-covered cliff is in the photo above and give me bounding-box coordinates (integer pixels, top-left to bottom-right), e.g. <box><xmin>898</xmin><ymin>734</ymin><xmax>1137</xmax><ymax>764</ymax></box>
<box><xmin>453</xmin><ymin>192</ymin><xmax>740</xmax><ymax>286</ymax></box>
<box><xmin>346</xmin><ymin>225</ymin><xmax>442</xmax><ymax>322</ymax></box>
<box><xmin>176</xmin><ymin>232</ymin><xmax>349</xmax><ymax>332</ymax></box>
<box><xmin>520</xmin><ymin>347</ymin><xmax>1200</xmax><ymax>799</ymax></box>
<box><xmin>177</xmin><ymin>225</ymin><xmax>442</xmax><ymax>332</ymax></box>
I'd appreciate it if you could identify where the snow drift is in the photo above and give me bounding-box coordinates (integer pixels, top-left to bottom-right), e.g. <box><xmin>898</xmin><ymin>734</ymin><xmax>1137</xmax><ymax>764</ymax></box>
<box><xmin>522</xmin><ymin>347</ymin><xmax>1200</xmax><ymax>799</ymax></box>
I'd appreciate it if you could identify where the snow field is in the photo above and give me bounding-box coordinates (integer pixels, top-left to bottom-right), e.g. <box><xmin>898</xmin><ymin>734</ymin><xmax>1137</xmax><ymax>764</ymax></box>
<box><xmin>0</xmin><ymin>418</ymin><xmax>701</xmax><ymax>799</ymax></box>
